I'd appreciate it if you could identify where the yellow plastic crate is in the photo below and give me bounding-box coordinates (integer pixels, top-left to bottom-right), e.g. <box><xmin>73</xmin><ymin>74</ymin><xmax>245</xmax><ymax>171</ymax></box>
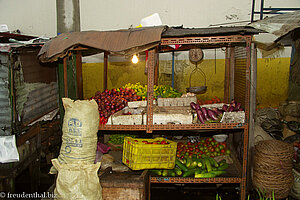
<box><xmin>122</xmin><ymin>137</ymin><xmax>177</xmax><ymax>170</ymax></box>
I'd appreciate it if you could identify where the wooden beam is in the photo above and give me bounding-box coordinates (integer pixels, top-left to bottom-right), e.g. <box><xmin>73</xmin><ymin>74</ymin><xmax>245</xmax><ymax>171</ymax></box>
<box><xmin>154</xmin><ymin>48</ymin><xmax>159</xmax><ymax>85</ymax></box>
<box><xmin>76</xmin><ymin>51</ymin><xmax>83</xmax><ymax>99</ymax></box>
<box><xmin>224</xmin><ymin>48</ymin><xmax>230</xmax><ymax>103</ymax></box>
<box><xmin>104</xmin><ymin>52</ymin><xmax>108</xmax><ymax>90</ymax></box>
<box><xmin>63</xmin><ymin>56</ymin><xmax>68</xmax><ymax>97</ymax></box>
<box><xmin>230</xmin><ymin>47</ymin><xmax>235</xmax><ymax>101</ymax></box>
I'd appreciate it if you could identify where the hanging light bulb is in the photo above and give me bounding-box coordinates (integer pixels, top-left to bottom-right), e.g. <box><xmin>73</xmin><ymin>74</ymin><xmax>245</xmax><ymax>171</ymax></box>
<box><xmin>132</xmin><ymin>54</ymin><xmax>139</xmax><ymax>64</ymax></box>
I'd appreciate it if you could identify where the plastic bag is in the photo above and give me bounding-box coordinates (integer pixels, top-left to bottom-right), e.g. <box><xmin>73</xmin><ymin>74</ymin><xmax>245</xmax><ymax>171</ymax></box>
<box><xmin>0</xmin><ymin>135</ymin><xmax>19</xmax><ymax>163</ymax></box>
<box><xmin>52</xmin><ymin>159</ymin><xmax>102</xmax><ymax>200</ymax></box>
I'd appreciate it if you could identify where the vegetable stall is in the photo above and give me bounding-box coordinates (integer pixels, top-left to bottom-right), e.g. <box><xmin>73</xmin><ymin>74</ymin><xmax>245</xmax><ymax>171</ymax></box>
<box><xmin>38</xmin><ymin>25</ymin><xmax>261</xmax><ymax>199</ymax></box>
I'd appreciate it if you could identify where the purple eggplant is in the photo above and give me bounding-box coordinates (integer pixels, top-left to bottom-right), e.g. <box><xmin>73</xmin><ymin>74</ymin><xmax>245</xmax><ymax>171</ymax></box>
<box><xmin>235</xmin><ymin>102</ymin><xmax>241</xmax><ymax>110</ymax></box>
<box><xmin>201</xmin><ymin>107</ymin><xmax>209</xmax><ymax>121</ymax></box>
<box><xmin>212</xmin><ymin>108</ymin><xmax>223</xmax><ymax>115</ymax></box>
<box><xmin>222</xmin><ymin>104</ymin><xmax>228</xmax><ymax>112</ymax></box>
<box><xmin>207</xmin><ymin>109</ymin><xmax>218</xmax><ymax>120</ymax></box>
<box><xmin>196</xmin><ymin>109</ymin><xmax>205</xmax><ymax>124</ymax></box>
<box><xmin>195</xmin><ymin>104</ymin><xmax>201</xmax><ymax>111</ymax></box>
<box><xmin>227</xmin><ymin>106</ymin><xmax>234</xmax><ymax>112</ymax></box>
<box><xmin>190</xmin><ymin>102</ymin><xmax>197</xmax><ymax>110</ymax></box>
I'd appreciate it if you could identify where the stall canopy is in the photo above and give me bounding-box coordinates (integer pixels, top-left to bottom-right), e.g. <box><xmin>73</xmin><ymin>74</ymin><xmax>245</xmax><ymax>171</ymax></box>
<box><xmin>38</xmin><ymin>25</ymin><xmax>262</xmax><ymax>63</ymax></box>
<box><xmin>38</xmin><ymin>26</ymin><xmax>167</xmax><ymax>62</ymax></box>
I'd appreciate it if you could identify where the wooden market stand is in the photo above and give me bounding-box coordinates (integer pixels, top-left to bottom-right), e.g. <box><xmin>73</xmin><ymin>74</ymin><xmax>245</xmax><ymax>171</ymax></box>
<box><xmin>40</xmin><ymin>26</ymin><xmax>260</xmax><ymax>200</ymax></box>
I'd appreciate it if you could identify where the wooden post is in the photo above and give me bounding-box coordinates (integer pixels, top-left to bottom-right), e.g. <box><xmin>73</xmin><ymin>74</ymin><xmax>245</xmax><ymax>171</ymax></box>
<box><xmin>230</xmin><ymin>47</ymin><xmax>235</xmax><ymax>101</ymax></box>
<box><xmin>224</xmin><ymin>48</ymin><xmax>230</xmax><ymax>103</ymax></box>
<box><xmin>63</xmin><ymin>56</ymin><xmax>68</xmax><ymax>97</ymax></box>
<box><xmin>104</xmin><ymin>52</ymin><xmax>108</xmax><ymax>90</ymax></box>
<box><xmin>154</xmin><ymin>47</ymin><xmax>159</xmax><ymax>85</ymax></box>
<box><xmin>76</xmin><ymin>51</ymin><xmax>83</xmax><ymax>99</ymax></box>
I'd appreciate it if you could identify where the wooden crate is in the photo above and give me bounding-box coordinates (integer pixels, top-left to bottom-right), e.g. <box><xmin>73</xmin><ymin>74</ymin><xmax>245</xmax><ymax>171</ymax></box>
<box><xmin>143</xmin><ymin>106</ymin><xmax>193</xmax><ymax>124</ymax></box>
<box><xmin>99</xmin><ymin>168</ymin><xmax>149</xmax><ymax>200</ymax></box>
<box><xmin>157</xmin><ymin>96</ymin><xmax>197</xmax><ymax>107</ymax></box>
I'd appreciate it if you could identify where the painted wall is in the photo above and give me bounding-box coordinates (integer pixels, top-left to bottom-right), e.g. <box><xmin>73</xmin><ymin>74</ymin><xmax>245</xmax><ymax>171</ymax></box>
<box><xmin>82</xmin><ymin>49</ymin><xmax>291</xmax><ymax>108</ymax></box>
<box><xmin>0</xmin><ymin>0</ymin><xmax>56</xmax><ymax>37</ymax></box>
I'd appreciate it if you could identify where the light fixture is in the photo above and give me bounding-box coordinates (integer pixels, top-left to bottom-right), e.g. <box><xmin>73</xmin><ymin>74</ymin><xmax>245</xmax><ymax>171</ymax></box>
<box><xmin>132</xmin><ymin>54</ymin><xmax>139</xmax><ymax>64</ymax></box>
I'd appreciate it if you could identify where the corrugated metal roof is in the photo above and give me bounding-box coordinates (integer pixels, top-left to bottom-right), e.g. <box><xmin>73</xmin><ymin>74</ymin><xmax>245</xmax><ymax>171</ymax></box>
<box><xmin>249</xmin><ymin>10</ymin><xmax>300</xmax><ymax>45</ymax></box>
<box><xmin>162</xmin><ymin>26</ymin><xmax>263</xmax><ymax>37</ymax></box>
<box><xmin>0</xmin><ymin>32</ymin><xmax>36</xmax><ymax>43</ymax></box>
<box><xmin>38</xmin><ymin>26</ymin><xmax>262</xmax><ymax>63</ymax></box>
<box><xmin>0</xmin><ymin>54</ymin><xmax>11</xmax><ymax>134</ymax></box>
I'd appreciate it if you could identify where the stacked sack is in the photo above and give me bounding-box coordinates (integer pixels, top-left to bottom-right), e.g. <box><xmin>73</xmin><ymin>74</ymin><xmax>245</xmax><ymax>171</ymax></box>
<box><xmin>51</xmin><ymin>98</ymin><xmax>102</xmax><ymax>200</ymax></box>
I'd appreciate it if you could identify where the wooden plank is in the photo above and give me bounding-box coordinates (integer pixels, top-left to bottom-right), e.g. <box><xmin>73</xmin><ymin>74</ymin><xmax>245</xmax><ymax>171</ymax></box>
<box><xmin>76</xmin><ymin>51</ymin><xmax>83</xmax><ymax>99</ymax></box>
<box><xmin>104</xmin><ymin>52</ymin><xmax>108</xmax><ymax>90</ymax></box>
<box><xmin>16</xmin><ymin>124</ymin><xmax>40</xmax><ymax>147</ymax></box>
<box><xmin>63</xmin><ymin>57</ymin><xmax>68</xmax><ymax>97</ymax></box>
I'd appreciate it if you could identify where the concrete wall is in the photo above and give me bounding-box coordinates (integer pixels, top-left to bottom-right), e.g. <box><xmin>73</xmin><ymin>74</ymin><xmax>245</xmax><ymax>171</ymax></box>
<box><xmin>0</xmin><ymin>0</ymin><xmax>56</xmax><ymax>37</ymax></box>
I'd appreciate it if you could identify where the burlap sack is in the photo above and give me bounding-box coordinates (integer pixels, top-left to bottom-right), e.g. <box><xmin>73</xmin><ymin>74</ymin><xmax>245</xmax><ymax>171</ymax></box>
<box><xmin>52</xmin><ymin>159</ymin><xmax>102</xmax><ymax>200</ymax></box>
<box><xmin>58</xmin><ymin>98</ymin><xmax>99</xmax><ymax>164</ymax></box>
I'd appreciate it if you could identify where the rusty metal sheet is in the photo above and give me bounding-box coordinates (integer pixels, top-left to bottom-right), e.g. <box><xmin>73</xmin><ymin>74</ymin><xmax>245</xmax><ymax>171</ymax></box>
<box><xmin>162</xmin><ymin>26</ymin><xmax>263</xmax><ymax>37</ymax></box>
<box><xmin>38</xmin><ymin>26</ymin><xmax>167</xmax><ymax>62</ymax></box>
<box><xmin>22</xmin><ymin>82</ymin><xmax>58</xmax><ymax>125</ymax></box>
<box><xmin>19</xmin><ymin>47</ymin><xmax>56</xmax><ymax>83</ymax></box>
<box><xmin>12</xmin><ymin>46</ymin><xmax>59</xmax><ymax>126</ymax></box>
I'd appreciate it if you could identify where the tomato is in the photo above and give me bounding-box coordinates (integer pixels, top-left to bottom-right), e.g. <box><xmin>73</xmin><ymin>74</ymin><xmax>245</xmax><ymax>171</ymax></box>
<box><xmin>189</xmin><ymin>147</ymin><xmax>194</xmax><ymax>151</ymax></box>
<box><xmin>200</xmin><ymin>150</ymin><xmax>203</xmax><ymax>154</ymax></box>
<box><xmin>219</xmin><ymin>145</ymin><xmax>225</xmax><ymax>150</ymax></box>
<box><xmin>226</xmin><ymin>149</ymin><xmax>231</xmax><ymax>155</ymax></box>
<box><xmin>180</xmin><ymin>155</ymin><xmax>184</xmax><ymax>159</ymax></box>
<box><xmin>210</xmin><ymin>148</ymin><xmax>215</xmax><ymax>152</ymax></box>
<box><xmin>221</xmin><ymin>149</ymin><xmax>225</xmax><ymax>153</ymax></box>
<box><xmin>215</xmin><ymin>147</ymin><xmax>220</xmax><ymax>152</ymax></box>
<box><xmin>187</xmin><ymin>142</ymin><xmax>192</xmax><ymax>146</ymax></box>
<box><xmin>176</xmin><ymin>154</ymin><xmax>180</xmax><ymax>157</ymax></box>
<box><xmin>195</xmin><ymin>148</ymin><xmax>200</xmax><ymax>152</ymax></box>
<box><xmin>160</xmin><ymin>140</ymin><xmax>167</xmax><ymax>144</ymax></box>
<box><xmin>134</xmin><ymin>140</ymin><xmax>138</xmax><ymax>142</ymax></box>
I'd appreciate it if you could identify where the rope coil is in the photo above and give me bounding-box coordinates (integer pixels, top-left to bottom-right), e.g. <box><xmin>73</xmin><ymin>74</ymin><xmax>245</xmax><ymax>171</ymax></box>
<box><xmin>253</xmin><ymin>140</ymin><xmax>294</xmax><ymax>199</ymax></box>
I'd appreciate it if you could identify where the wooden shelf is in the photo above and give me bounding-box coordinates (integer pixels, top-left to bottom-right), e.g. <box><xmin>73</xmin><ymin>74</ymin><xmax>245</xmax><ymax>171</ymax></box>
<box><xmin>99</xmin><ymin>123</ymin><xmax>247</xmax><ymax>131</ymax></box>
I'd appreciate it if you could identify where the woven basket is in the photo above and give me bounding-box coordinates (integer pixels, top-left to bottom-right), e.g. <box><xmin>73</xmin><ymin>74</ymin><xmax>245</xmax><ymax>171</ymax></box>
<box><xmin>253</xmin><ymin>140</ymin><xmax>294</xmax><ymax>199</ymax></box>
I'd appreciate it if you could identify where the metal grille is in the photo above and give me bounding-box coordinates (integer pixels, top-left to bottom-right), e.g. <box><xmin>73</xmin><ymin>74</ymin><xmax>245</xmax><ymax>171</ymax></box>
<box><xmin>234</xmin><ymin>47</ymin><xmax>247</xmax><ymax>108</ymax></box>
<box><xmin>0</xmin><ymin>54</ymin><xmax>11</xmax><ymax>134</ymax></box>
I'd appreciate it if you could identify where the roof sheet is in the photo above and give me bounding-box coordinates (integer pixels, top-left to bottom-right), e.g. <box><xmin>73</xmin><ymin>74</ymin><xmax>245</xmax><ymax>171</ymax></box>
<box><xmin>249</xmin><ymin>10</ymin><xmax>300</xmax><ymax>45</ymax></box>
<box><xmin>38</xmin><ymin>25</ymin><xmax>262</xmax><ymax>62</ymax></box>
<box><xmin>38</xmin><ymin>26</ymin><xmax>167</xmax><ymax>62</ymax></box>
<box><xmin>162</xmin><ymin>26</ymin><xmax>263</xmax><ymax>37</ymax></box>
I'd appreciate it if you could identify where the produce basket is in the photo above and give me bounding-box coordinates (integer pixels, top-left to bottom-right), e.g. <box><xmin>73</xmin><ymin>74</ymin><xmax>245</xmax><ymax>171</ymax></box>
<box><xmin>122</xmin><ymin>137</ymin><xmax>177</xmax><ymax>170</ymax></box>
